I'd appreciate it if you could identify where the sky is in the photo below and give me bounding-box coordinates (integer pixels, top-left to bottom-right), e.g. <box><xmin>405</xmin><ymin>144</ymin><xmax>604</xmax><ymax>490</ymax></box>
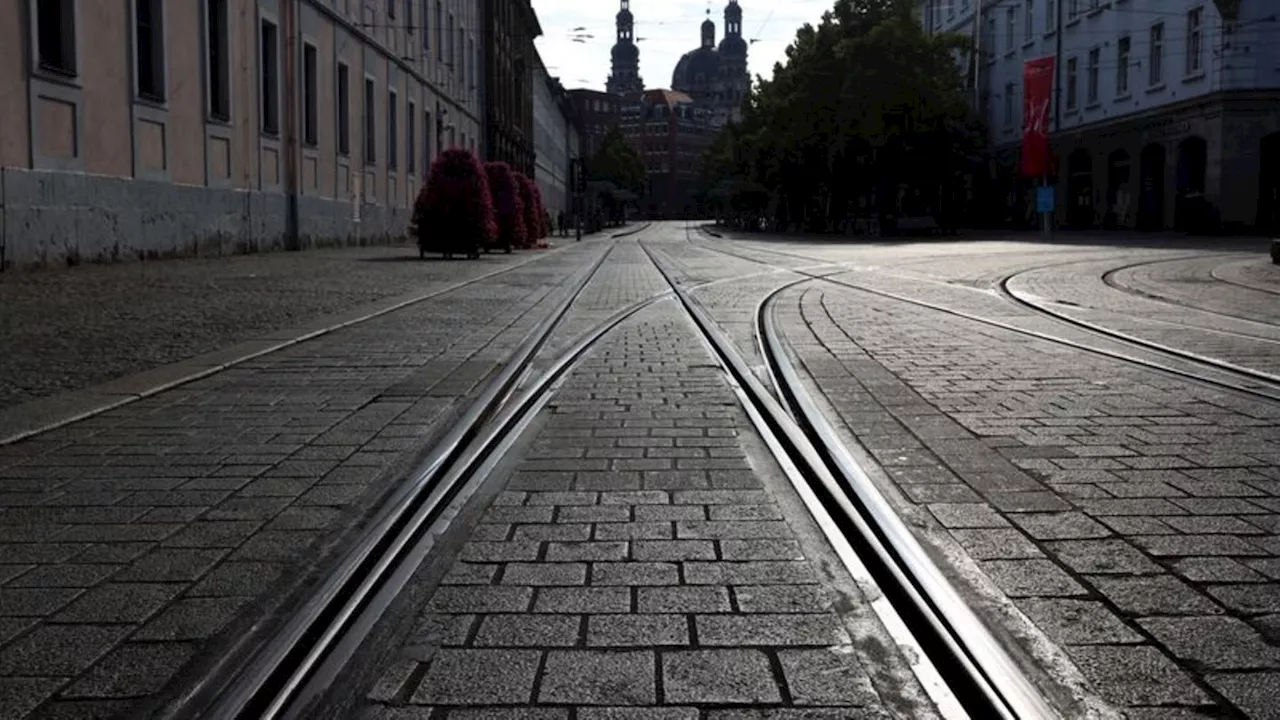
<box><xmin>532</xmin><ymin>0</ymin><xmax>837</xmax><ymax>92</ymax></box>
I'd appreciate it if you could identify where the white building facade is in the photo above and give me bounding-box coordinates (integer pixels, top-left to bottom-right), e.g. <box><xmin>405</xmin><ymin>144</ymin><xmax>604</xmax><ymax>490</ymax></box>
<box><xmin>922</xmin><ymin>0</ymin><xmax>1280</xmax><ymax>232</ymax></box>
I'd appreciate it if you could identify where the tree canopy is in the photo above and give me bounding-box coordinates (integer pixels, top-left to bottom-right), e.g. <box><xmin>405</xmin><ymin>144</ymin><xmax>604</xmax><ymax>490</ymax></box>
<box><xmin>698</xmin><ymin>0</ymin><xmax>984</xmax><ymax>233</ymax></box>
<box><xmin>587</xmin><ymin>127</ymin><xmax>646</xmax><ymax>196</ymax></box>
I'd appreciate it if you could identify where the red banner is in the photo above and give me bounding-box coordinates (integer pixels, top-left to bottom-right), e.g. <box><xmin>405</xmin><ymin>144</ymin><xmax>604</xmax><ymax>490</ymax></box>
<box><xmin>1021</xmin><ymin>56</ymin><xmax>1055</xmax><ymax>178</ymax></box>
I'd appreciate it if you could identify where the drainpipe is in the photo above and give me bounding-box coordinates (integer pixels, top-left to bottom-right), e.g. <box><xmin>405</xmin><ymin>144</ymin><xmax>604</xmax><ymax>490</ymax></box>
<box><xmin>282</xmin><ymin>0</ymin><xmax>300</xmax><ymax>250</ymax></box>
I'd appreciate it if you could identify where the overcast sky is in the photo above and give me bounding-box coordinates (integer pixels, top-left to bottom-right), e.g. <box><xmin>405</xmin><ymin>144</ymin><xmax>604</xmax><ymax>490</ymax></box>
<box><xmin>532</xmin><ymin>0</ymin><xmax>836</xmax><ymax>92</ymax></box>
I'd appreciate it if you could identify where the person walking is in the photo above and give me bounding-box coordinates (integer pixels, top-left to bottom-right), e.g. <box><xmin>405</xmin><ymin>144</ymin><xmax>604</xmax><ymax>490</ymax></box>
<box><xmin>557</xmin><ymin>211</ymin><xmax>566</xmax><ymax>237</ymax></box>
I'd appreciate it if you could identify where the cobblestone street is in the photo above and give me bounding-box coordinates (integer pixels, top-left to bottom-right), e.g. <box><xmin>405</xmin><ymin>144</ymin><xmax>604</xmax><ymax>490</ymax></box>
<box><xmin>1</xmin><ymin>224</ymin><xmax>1277</xmax><ymax>719</ymax></box>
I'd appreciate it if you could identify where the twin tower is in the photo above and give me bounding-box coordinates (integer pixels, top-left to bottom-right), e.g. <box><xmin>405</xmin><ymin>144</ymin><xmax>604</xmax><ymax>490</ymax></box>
<box><xmin>607</xmin><ymin>0</ymin><xmax>750</xmax><ymax>120</ymax></box>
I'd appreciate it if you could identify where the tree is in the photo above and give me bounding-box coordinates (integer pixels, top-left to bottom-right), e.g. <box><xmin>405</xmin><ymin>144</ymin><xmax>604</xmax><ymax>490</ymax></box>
<box><xmin>412</xmin><ymin>148</ymin><xmax>496</xmax><ymax>259</ymax></box>
<box><xmin>588</xmin><ymin>127</ymin><xmax>645</xmax><ymax>195</ymax></box>
<box><xmin>698</xmin><ymin>0</ymin><xmax>984</xmax><ymax>234</ymax></box>
<box><xmin>484</xmin><ymin>161</ymin><xmax>525</xmax><ymax>253</ymax></box>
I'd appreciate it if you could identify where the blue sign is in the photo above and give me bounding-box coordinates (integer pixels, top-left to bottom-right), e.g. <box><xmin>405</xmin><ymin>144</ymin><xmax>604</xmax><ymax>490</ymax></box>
<box><xmin>1036</xmin><ymin>186</ymin><xmax>1056</xmax><ymax>213</ymax></box>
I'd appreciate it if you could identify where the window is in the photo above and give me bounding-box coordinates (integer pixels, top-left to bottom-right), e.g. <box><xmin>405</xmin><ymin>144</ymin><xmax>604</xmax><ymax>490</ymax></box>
<box><xmin>985</xmin><ymin>14</ymin><xmax>996</xmax><ymax>59</ymax></box>
<box><xmin>260</xmin><ymin>20</ymin><xmax>279</xmax><ymax>135</ymax></box>
<box><xmin>364</xmin><ymin>77</ymin><xmax>375</xmax><ymax>163</ymax></box>
<box><xmin>1149</xmin><ymin>22</ymin><xmax>1164</xmax><ymax>86</ymax></box>
<box><xmin>37</xmin><ymin>0</ymin><xmax>77</xmax><ymax>75</ymax></box>
<box><xmin>135</xmin><ymin>0</ymin><xmax>165</xmax><ymax>101</ymax></box>
<box><xmin>387</xmin><ymin>0</ymin><xmax>394</xmax><ymax>19</ymax></box>
<box><xmin>337</xmin><ymin>63</ymin><xmax>350</xmax><ymax>155</ymax></box>
<box><xmin>1186</xmin><ymin>7</ymin><xmax>1203</xmax><ymax>75</ymax></box>
<box><xmin>447</xmin><ymin>13</ymin><xmax>455</xmax><ymax>67</ymax></box>
<box><xmin>1116</xmin><ymin>36</ymin><xmax>1130</xmax><ymax>96</ymax></box>
<box><xmin>1066</xmin><ymin>56</ymin><xmax>1078</xmax><ymax>110</ymax></box>
<box><xmin>408</xmin><ymin>100</ymin><xmax>416</xmax><ymax>173</ymax></box>
<box><xmin>468</xmin><ymin>37</ymin><xmax>476</xmax><ymax>90</ymax></box>
<box><xmin>1045</xmin><ymin>0</ymin><xmax>1056</xmax><ymax>32</ymax></box>
<box><xmin>435</xmin><ymin>1</ymin><xmax>443</xmax><ymax>61</ymax></box>
<box><xmin>206</xmin><ymin>0</ymin><xmax>229</xmax><ymax>120</ymax></box>
<box><xmin>424</xmin><ymin>110</ymin><xmax>432</xmax><ymax>167</ymax></box>
<box><xmin>1005</xmin><ymin>8</ymin><xmax>1016</xmax><ymax>52</ymax></box>
<box><xmin>302</xmin><ymin>43</ymin><xmax>317</xmax><ymax>146</ymax></box>
<box><xmin>1068</xmin><ymin>0</ymin><xmax>1079</xmax><ymax>20</ymax></box>
<box><xmin>1004</xmin><ymin>82</ymin><xmax>1014</xmax><ymax>128</ymax></box>
<box><xmin>421</xmin><ymin>0</ymin><xmax>429</xmax><ymax>50</ymax></box>
<box><xmin>388</xmin><ymin>88</ymin><xmax>398</xmax><ymax>169</ymax></box>
<box><xmin>1086</xmin><ymin>48</ymin><xmax>1099</xmax><ymax>104</ymax></box>
<box><xmin>1024</xmin><ymin>0</ymin><xmax>1034</xmax><ymax>41</ymax></box>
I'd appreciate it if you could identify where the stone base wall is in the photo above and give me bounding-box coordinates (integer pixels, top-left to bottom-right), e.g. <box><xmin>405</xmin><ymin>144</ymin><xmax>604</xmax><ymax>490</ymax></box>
<box><xmin>0</xmin><ymin>168</ymin><xmax>413</xmax><ymax>269</ymax></box>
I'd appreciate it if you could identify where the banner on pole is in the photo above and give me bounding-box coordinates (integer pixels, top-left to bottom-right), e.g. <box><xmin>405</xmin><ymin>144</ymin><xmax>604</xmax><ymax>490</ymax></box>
<box><xmin>1021</xmin><ymin>56</ymin><xmax>1055</xmax><ymax>178</ymax></box>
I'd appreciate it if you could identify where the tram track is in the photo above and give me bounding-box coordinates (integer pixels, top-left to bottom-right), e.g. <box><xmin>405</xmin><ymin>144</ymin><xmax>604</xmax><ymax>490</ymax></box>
<box><xmin>688</xmin><ymin>228</ymin><xmax>1280</xmax><ymax>403</ymax></box>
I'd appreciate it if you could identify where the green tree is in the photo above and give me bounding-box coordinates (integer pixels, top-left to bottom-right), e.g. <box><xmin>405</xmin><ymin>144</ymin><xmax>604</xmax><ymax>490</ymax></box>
<box><xmin>699</xmin><ymin>0</ymin><xmax>984</xmax><ymax>233</ymax></box>
<box><xmin>587</xmin><ymin>127</ymin><xmax>646</xmax><ymax>195</ymax></box>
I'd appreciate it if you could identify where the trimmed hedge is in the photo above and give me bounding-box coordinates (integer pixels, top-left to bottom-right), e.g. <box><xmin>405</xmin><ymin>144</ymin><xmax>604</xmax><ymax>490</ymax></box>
<box><xmin>412</xmin><ymin>148</ymin><xmax>496</xmax><ymax>259</ymax></box>
<box><xmin>483</xmin><ymin>161</ymin><xmax>525</xmax><ymax>253</ymax></box>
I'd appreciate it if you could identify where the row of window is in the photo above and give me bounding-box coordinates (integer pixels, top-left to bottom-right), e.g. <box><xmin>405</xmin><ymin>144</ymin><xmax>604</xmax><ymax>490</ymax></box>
<box><xmin>1002</xmin><ymin>10</ymin><xmax>1203</xmax><ymax>128</ymax></box>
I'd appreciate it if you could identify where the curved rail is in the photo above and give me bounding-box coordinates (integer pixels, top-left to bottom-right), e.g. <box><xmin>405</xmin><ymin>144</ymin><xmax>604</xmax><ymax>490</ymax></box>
<box><xmin>638</xmin><ymin>240</ymin><xmax>1057</xmax><ymax>720</ymax></box>
<box><xmin>689</xmin><ymin>232</ymin><xmax>1280</xmax><ymax>403</ymax></box>
<box><xmin>186</xmin><ymin>243</ymin><xmax>619</xmax><ymax>720</ymax></box>
<box><xmin>1098</xmin><ymin>258</ymin><xmax>1280</xmax><ymax>335</ymax></box>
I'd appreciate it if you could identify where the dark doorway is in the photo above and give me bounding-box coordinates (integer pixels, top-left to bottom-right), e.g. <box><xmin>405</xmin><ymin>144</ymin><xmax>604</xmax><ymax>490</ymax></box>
<box><xmin>1106</xmin><ymin>149</ymin><xmax>1131</xmax><ymax>228</ymax></box>
<box><xmin>1175</xmin><ymin>136</ymin><xmax>1209</xmax><ymax>231</ymax></box>
<box><xmin>1258</xmin><ymin>133</ymin><xmax>1280</xmax><ymax>234</ymax></box>
<box><xmin>1067</xmin><ymin>149</ymin><xmax>1094</xmax><ymax>228</ymax></box>
<box><xmin>1138</xmin><ymin>143</ymin><xmax>1166</xmax><ymax>230</ymax></box>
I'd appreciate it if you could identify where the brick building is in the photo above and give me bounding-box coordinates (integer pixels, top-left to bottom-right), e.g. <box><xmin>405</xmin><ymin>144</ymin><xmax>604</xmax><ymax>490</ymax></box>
<box><xmin>482</xmin><ymin>0</ymin><xmax>540</xmax><ymax>177</ymax></box>
<box><xmin>622</xmin><ymin>89</ymin><xmax>717</xmax><ymax>218</ymax></box>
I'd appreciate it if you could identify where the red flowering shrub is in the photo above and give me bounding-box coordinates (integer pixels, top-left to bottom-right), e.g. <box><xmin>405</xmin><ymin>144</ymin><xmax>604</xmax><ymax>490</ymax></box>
<box><xmin>412</xmin><ymin>148</ymin><xmax>496</xmax><ymax>259</ymax></box>
<box><xmin>483</xmin><ymin>162</ymin><xmax>525</xmax><ymax>253</ymax></box>
<box><xmin>514</xmin><ymin>173</ymin><xmax>540</xmax><ymax>249</ymax></box>
<box><xmin>529</xmin><ymin>183</ymin><xmax>548</xmax><ymax>240</ymax></box>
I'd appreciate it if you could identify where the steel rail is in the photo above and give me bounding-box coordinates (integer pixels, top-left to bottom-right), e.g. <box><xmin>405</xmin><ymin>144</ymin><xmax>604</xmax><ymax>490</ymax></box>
<box><xmin>1099</xmin><ymin>257</ymin><xmax>1280</xmax><ymax>335</ymax></box>
<box><xmin>638</xmin><ymin>240</ymin><xmax>1057</xmax><ymax>720</ymax></box>
<box><xmin>687</xmin><ymin>234</ymin><xmax>1280</xmax><ymax>403</ymax></box>
<box><xmin>998</xmin><ymin>273</ymin><xmax>1280</xmax><ymax>387</ymax></box>
<box><xmin>190</xmin><ymin>243</ymin><xmax>618</xmax><ymax>720</ymax></box>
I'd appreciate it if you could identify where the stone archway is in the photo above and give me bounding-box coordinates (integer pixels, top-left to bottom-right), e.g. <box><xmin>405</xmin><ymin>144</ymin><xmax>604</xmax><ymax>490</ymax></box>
<box><xmin>1175</xmin><ymin>136</ymin><xmax>1209</xmax><ymax>231</ymax></box>
<box><xmin>1258</xmin><ymin>132</ymin><xmax>1280</xmax><ymax>234</ymax></box>
<box><xmin>1067</xmin><ymin>148</ymin><xmax>1094</xmax><ymax>228</ymax></box>
<box><xmin>1138</xmin><ymin>143</ymin><xmax>1166</xmax><ymax>230</ymax></box>
<box><xmin>1106</xmin><ymin>149</ymin><xmax>1132</xmax><ymax>228</ymax></box>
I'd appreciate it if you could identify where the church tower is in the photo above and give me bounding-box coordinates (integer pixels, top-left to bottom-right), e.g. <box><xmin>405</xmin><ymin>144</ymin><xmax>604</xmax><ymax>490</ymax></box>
<box><xmin>607</xmin><ymin>0</ymin><xmax>644</xmax><ymax>95</ymax></box>
<box><xmin>717</xmin><ymin>0</ymin><xmax>749</xmax><ymax>116</ymax></box>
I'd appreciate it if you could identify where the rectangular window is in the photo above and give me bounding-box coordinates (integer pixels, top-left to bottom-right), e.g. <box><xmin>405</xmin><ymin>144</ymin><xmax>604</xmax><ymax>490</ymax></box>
<box><xmin>447</xmin><ymin>13</ymin><xmax>455</xmax><ymax>67</ymax></box>
<box><xmin>388</xmin><ymin>88</ymin><xmax>398</xmax><ymax>169</ymax></box>
<box><xmin>421</xmin><ymin>0</ymin><xmax>429</xmax><ymax>50</ymax></box>
<box><xmin>1004</xmin><ymin>82</ymin><xmax>1014</xmax><ymax>127</ymax></box>
<box><xmin>260</xmin><ymin>20</ymin><xmax>279</xmax><ymax>135</ymax></box>
<box><xmin>1116</xmin><ymin>36</ymin><xmax>1130</xmax><ymax>96</ymax></box>
<box><xmin>1066</xmin><ymin>56</ymin><xmax>1078</xmax><ymax>110</ymax></box>
<box><xmin>1068</xmin><ymin>0</ymin><xmax>1079</xmax><ymax>20</ymax></box>
<box><xmin>406</xmin><ymin>0</ymin><xmax>413</xmax><ymax>34</ymax></box>
<box><xmin>387</xmin><ymin>0</ymin><xmax>394</xmax><ymax>18</ymax></box>
<box><xmin>302</xmin><ymin>43</ymin><xmax>317</xmax><ymax>146</ymax></box>
<box><xmin>206</xmin><ymin>0</ymin><xmax>229</xmax><ymax>120</ymax></box>
<box><xmin>364</xmin><ymin>77</ymin><xmax>376</xmax><ymax>163</ymax></box>
<box><xmin>1086</xmin><ymin>47</ymin><xmax>1099</xmax><ymax>104</ymax></box>
<box><xmin>408</xmin><ymin>100</ymin><xmax>416</xmax><ymax>173</ymax></box>
<box><xmin>1149</xmin><ymin>22</ymin><xmax>1164</xmax><ymax>86</ymax></box>
<box><xmin>425</xmin><ymin>110</ymin><xmax>432</xmax><ymax>167</ymax></box>
<box><xmin>1005</xmin><ymin>7</ymin><xmax>1015</xmax><ymax>52</ymax></box>
<box><xmin>37</xmin><ymin>0</ymin><xmax>77</xmax><ymax>75</ymax></box>
<box><xmin>1186</xmin><ymin>7</ymin><xmax>1203</xmax><ymax>75</ymax></box>
<box><xmin>985</xmin><ymin>15</ymin><xmax>996</xmax><ymax>59</ymax></box>
<box><xmin>135</xmin><ymin>0</ymin><xmax>165</xmax><ymax>101</ymax></box>
<box><xmin>337</xmin><ymin>63</ymin><xmax>350</xmax><ymax>155</ymax></box>
<box><xmin>1045</xmin><ymin>0</ymin><xmax>1055</xmax><ymax>32</ymax></box>
<box><xmin>1024</xmin><ymin>0</ymin><xmax>1034</xmax><ymax>41</ymax></box>
<box><xmin>436</xmin><ymin>2</ymin><xmax>443</xmax><ymax>61</ymax></box>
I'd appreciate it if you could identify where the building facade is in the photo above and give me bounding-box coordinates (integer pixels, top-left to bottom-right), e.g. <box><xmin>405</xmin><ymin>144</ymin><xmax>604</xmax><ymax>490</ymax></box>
<box><xmin>1</xmin><ymin>0</ymin><xmax>483</xmax><ymax>268</ymax></box>
<box><xmin>607</xmin><ymin>0</ymin><xmax>644</xmax><ymax>96</ymax></box>
<box><xmin>482</xmin><ymin>0</ymin><xmax>540</xmax><ymax>177</ymax></box>
<box><xmin>569</xmin><ymin>89</ymin><xmax>623</xmax><ymax>161</ymax></box>
<box><xmin>621</xmin><ymin>89</ymin><xmax>718</xmax><ymax>217</ymax></box>
<box><xmin>532</xmin><ymin>53</ymin><xmax>579</xmax><ymax>219</ymax></box>
<box><xmin>923</xmin><ymin>0</ymin><xmax>1280</xmax><ymax>232</ymax></box>
<box><xmin>670</xmin><ymin>2</ymin><xmax>751</xmax><ymax>126</ymax></box>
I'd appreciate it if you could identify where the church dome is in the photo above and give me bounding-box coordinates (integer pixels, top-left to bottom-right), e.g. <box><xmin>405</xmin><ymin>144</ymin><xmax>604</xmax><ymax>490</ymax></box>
<box><xmin>673</xmin><ymin>47</ymin><xmax>720</xmax><ymax>88</ymax></box>
<box><xmin>718</xmin><ymin>34</ymin><xmax>748</xmax><ymax>56</ymax></box>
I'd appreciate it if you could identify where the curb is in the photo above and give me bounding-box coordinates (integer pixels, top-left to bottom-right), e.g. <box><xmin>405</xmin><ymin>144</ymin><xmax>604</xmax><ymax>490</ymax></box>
<box><xmin>0</xmin><ymin>243</ymin><xmax>588</xmax><ymax>446</ymax></box>
<box><xmin>610</xmin><ymin>222</ymin><xmax>653</xmax><ymax>238</ymax></box>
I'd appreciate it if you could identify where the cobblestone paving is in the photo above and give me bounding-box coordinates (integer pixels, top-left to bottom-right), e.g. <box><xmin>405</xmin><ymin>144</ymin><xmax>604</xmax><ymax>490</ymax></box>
<box><xmin>1109</xmin><ymin>255</ymin><xmax>1279</xmax><ymax>326</ymax></box>
<box><xmin>359</xmin><ymin>302</ymin><xmax>932</xmax><ymax>719</ymax></box>
<box><xmin>0</xmin><ymin>243</ymin><xmax>606</xmax><ymax>719</ymax></box>
<box><xmin>775</xmin><ymin>280</ymin><xmax>1280</xmax><ymax>719</ymax></box>
<box><xmin>0</xmin><ymin>243</ymin><xmax>567</xmax><ymax>409</ymax></box>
